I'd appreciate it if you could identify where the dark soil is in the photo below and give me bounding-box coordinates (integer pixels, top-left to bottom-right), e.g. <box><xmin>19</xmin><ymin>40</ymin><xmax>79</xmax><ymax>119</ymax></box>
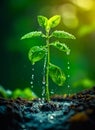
<box><xmin>0</xmin><ymin>87</ymin><xmax>95</xmax><ymax>130</ymax></box>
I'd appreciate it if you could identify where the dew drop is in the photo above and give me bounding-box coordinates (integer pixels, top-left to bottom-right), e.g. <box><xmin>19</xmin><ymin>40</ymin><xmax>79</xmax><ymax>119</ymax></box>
<box><xmin>32</xmin><ymin>74</ymin><xmax>34</xmax><ymax>79</ymax></box>
<box><xmin>32</xmin><ymin>63</ymin><xmax>35</xmax><ymax>65</ymax></box>
<box><xmin>42</xmin><ymin>86</ymin><xmax>45</xmax><ymax>96</ymax></box>
<box><xmin>50</xmin><ymin>116</ymin><xmax>54</xmax><ymax>119</ymax></box>
<box><xmin>42</xmin><ymin>98</ymin><xmax>45</xmax><ymax>102</ymax></box>
<box><xmin>48</xmin><ymin>114</ymin><xmax>54</xmax><ymax>120</ymax></box>
<box><xmin>68</xmin><ymin>85</ymin><xmax>70</xmax><ymax>88</ymax></box>
<box><xmin>30</xmin><ymin>66</ymin><xmax>34</xmax><ymax>89</ymax></box>
<box><xmin>66</xmin><ymin>51</ymin><xmax>70</xmax><ymax>55</ymax></box>
<box><xmin>42</xmin><ymin>76</ymin><xmax>45</xmax><ymax>85</ymax></box>
<box><xmin>30</xmin><ymin>81</ymin><xmax>33</xmax><ymax>85</ymax></box>
<box><xmin>42</xmin><ymin>81</ymin><xmax>45</xmax><ymax>85</ymax></box>
<box><xmin>67</xmin><ymin>66</ymin><xmax>70</xmax><ymax>70</ymax></box>
<box><xmin>67</xmin><ymin>75</ymin><xmax>70</xmax><ymax>78</ymax></box>
<box><xmin>31</xmin><ymin>85</ymin><xmax>33</xmax><ymax>88</ymax></box>
<box><xmin>50</xmin><ymin>89</ymin><xmax>54</xmax><ymax>94</ymax></box>
<box><xmin>67</xmin><ymin>61</ymin><xmax>70</xmax><ymax>65</ymax></box>
<box><xmin>32</xmin><ymin>68</ymin><xmax>34</xmax><ymax>71</ymax></box>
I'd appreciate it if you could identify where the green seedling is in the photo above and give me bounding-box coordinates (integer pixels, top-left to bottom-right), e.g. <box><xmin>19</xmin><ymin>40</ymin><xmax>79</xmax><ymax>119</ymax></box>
<box><xmin>21</xmin><ymin>15</ymin><xmax>76</xmax><ymax>101</ymax></box>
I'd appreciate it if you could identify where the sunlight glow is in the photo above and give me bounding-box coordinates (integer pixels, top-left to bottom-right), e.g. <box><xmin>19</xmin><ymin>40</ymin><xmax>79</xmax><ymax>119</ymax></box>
<box><xmin>71</xmin><ymin>0</ymin><xmax>94</xmax><ymax>11</ymax></box>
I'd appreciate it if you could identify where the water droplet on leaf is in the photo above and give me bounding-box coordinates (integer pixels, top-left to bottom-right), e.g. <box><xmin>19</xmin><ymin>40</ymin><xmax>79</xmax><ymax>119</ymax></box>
<box><xmin>40</xmin><ymin>120</ymin><xmax>43</xmax><ymax>123</ymax></box>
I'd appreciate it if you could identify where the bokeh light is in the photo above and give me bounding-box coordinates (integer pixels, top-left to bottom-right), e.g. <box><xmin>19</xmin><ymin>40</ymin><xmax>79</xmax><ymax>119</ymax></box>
<box><xmin>71</xmin><ymin>0</ymin><xmax>94</xmax><ymax>11</ymax></box>
<box><xmin>58</xmin><ymin>3</ymin><xmax>78</xmax><ymax>28</ymax></box>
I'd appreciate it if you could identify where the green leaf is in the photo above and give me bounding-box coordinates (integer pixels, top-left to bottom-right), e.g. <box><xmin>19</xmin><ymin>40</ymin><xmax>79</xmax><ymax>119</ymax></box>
<box><xmin>49</xmin><ymin>63</ymin><xmax>66</xmax><ymax>86</ymax></box>
<box><xmin>50</xmin><ymin>41</ymin><xmax>70</xmax><ymax>55</ymax></box>
<box><xmin>37</xmin><ymin>15</ymin><xmax>48</xmax><ymax>29</ymax></box>
<box><xmin>28</xmin><ymin>46</ymin><xmax>46</xmax><ymax>64</ymax></box>
<box><xmin>48</xmin><ymin>15</ymin><xmax>61</xmax><ymax>28</ymax></box>
<box><xmin>13</xmin><ymin>88</ymin><xmax>37</xmax><ymax>99</ymax></box>
<box><xmin>23</xmin><ymin>88</ymin><xmax>37</xmax><ymax>99</ymax></box>
<box><xmin>21</xmin><ymin>31</ymin><xmax>45</xmax><ymax>40</ymax></box>
<box><xmin>52</xmin><ymin>30</ymin><xmax>76</xmax><ymax>39</ymax></box>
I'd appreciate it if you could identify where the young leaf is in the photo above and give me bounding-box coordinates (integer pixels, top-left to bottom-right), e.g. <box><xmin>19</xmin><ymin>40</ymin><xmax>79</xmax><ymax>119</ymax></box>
<box><xmin>52</xmin><ymin>30</ymin><xmax>76</xmax><ymax>39</ymax></box>
<box><xmin>49</xmin><ymin>63</ymin><xmax>66</xmax><ymax>86</ymax></box>
<box><xmin>50</xmin><ymin>41</ymin><xmax>70</xmax><ymax>54</ymax></box>
<box><xmin>21</xmin><ymin>31</ymin><xmax>45</xmax><ymax>40</ymax></box>
<box><xmin>37</xmin><ymin>15</ymin><xmax>48</xmax><ymax>29</ymax></box>
<box><xmin>28</xmin><ymin>46</ymin><xmax>46</xmax><ymax>64</ymax></box>
<box><xmin>48</xmin><ymin>15</ymin><xmax>61</xmax><ymax>28</ymax></box>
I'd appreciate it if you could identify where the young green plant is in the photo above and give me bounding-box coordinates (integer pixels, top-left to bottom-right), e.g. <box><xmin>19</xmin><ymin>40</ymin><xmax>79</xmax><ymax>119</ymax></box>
<box><xmin>21</xmin><ymin>15</ymin><xmax>76</xmax><ymax>101</ymax></box>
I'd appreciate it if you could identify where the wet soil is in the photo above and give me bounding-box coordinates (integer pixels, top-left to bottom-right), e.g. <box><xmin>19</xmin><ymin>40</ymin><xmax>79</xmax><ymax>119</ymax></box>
<box><xmin>0</xmin><ymin>87</ymin><xmax>95</xmax><ymax>130</ymax></box>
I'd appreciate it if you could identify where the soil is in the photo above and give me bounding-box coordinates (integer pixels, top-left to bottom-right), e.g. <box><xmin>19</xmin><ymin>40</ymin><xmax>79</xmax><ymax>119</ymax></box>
<box><xmin>0</xmin><ymin>87</ymin><xmax>95</xmax><ymax>130</ymax></box>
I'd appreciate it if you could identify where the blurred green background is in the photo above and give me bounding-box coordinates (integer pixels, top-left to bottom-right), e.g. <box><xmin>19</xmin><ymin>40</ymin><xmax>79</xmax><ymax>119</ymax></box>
<box><xmin>0</xmin><ymin>0</ymin><xmax>95</xmax><ymax>97</ymax></box>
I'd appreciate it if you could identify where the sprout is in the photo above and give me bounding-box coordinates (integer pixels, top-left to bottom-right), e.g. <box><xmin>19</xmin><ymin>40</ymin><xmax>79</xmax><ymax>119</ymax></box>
<box><xmin>21</xmin><ymin>15</ymin><xmax>76</xmax><ymax>101</ymax></box>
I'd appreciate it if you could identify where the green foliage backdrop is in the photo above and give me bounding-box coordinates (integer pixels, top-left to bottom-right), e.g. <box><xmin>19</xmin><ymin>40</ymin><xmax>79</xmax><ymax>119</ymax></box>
<box><xmin>0</xmin><ymin>0</ymin><xmax>95</xmax><ymax>97</ymax></box>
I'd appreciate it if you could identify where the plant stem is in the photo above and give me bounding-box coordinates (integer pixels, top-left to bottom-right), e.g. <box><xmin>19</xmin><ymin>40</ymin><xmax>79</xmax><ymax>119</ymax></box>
<box><xmin>45</xmin><ymin>31</ymin><xmax>50</xmax><ymax>101</ymax></box>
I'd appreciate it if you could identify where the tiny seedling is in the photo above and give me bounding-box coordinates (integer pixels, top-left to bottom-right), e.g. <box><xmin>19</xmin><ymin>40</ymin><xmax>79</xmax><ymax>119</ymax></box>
<box><xmin>21</xmin><ymin>15</ymin><xmax>76</xmax><ymax>101</ymax></box>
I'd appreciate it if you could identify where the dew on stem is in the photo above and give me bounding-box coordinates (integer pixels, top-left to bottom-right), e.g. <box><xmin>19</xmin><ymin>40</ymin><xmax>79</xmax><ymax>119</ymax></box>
<box><xmin>42</xmin><ymin>55</ymin><xmax>47</xmax><ymax>97</ymax></box>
